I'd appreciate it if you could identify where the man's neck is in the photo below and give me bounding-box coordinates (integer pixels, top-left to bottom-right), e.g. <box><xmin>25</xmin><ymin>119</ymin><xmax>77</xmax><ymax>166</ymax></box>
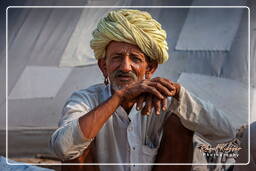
<box><xmin>111</xmin><ymin>87</ymin><xmax>134</xmax><ymax>114</ymax></box>
<box><xmin>121</xmin><ymin>101</ymin><xmax>135</xmax><ymax>114</ymax></box>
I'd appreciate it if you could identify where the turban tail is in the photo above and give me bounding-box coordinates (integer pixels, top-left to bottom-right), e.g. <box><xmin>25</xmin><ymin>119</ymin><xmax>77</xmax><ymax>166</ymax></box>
<box><xmin>90</xmin><ymin>9</ymin><xmax>169</xmax><ymax>64</ymax></box>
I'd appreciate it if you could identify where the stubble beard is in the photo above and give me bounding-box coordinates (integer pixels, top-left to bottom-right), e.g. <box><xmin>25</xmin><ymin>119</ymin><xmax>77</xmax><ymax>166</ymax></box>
<box><xmin>110</xmin><ymin>77</ymin><xmax>137</xmax><ymax>91</ymax></box>
<box><xmin>109</xmin><ymin>70</ymin><xmax>140</xmax><ymax>91</ymax></box>
<box><xmin>111</xmin><ymin>83</ymin><xmax>128</xmax><ymax>91</ymax></box>
<box><xmin>110</xmin><ymin>73</ymin><xmax>147</xmax><ymax>91</ymax></box>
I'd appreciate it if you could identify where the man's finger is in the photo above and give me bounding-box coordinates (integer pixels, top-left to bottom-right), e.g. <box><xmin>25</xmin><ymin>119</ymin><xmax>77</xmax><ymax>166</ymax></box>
<box><xmin>141</xmin><ymin>95</ymin><xmax>152</xmax><ymax>115</ymax></box>
<box><xmin>148</xmin><ymin>82</ymin><xmax>173</xmax><ymax>97</ymax></box>
<box><xmin>161</xmin><ymin>98</ymin><xmax>168</xmax><ymax>111</ymax></box>
<box><xmin>142</xmin><ymin>85</ymin><xmax>164</xmax><ymax>99</ymax></box>
<box><xmin>153</xmin><ymin>97</ymin><xmax>161</xmax><ymax>115</ymax></box>
<box><xmin>151</xmin><ymin>77</ymin><xmax>176</xmax><ymax>93</ymax></box>
<box><xmin>136</xmin><ymin>95</ymin><xmax>145</xmax><ymax>111</ymax></box>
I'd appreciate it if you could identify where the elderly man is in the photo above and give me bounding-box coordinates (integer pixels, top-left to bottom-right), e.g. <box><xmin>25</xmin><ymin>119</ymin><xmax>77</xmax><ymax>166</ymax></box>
<box><xmin>50</xmin><ymin>9</ymin><xmax>235</xmax><ymax>171</ymax></box>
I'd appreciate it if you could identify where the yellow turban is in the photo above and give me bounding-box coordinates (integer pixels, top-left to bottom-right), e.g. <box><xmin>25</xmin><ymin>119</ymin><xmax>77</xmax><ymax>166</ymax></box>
<box><xmin>90</xmin><ymin>9</ymin><xmax>169</xmax><ymax>64</ymax></box>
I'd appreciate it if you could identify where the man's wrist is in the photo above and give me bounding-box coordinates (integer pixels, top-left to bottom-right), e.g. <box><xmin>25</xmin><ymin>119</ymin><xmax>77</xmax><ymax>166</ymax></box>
<box><xmin>173</xmin><ymin>83</ymin><xmax>181</xmax><ymax>100</ymax></box>
<box><xmin>113</xmin><ymin>90</ymin><xmax>124</xmax><ymax>104</ymax></box>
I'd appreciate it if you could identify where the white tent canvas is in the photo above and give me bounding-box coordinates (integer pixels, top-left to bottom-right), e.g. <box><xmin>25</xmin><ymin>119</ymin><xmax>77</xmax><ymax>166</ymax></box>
<box><xmin>0</xmin><ymin>1</ymin><xmax>253</xmax><ymax>167</ymax></box>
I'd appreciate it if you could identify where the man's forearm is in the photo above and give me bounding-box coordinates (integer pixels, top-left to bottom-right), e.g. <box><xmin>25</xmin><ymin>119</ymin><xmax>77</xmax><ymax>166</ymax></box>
<box><xmin>79</xmin><ymin>92</ymin><xmax>122</xmax><ymax>139</ymax></box>
<box><xmin>79</xmin><ymin>78</ymin><xmax>180</xmax><ymax>139</ymax></box>
<box><xmin>50</xmin><ymin>91</ymin><xmax>123</xmax><ymax>160</ymax></box>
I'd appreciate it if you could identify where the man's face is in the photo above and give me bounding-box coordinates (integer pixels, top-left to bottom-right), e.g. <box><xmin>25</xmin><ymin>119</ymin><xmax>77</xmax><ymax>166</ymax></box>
<box><xmin>104</xmin><ymin>41</ymin><xmax>150</xmax><ymax>90</ymax></box>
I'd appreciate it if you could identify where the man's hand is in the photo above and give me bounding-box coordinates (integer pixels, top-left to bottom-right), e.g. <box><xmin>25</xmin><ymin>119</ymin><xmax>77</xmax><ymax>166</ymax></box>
<box><xmin>114</xmin><ymin>79</ymin><xmax>171</xmax><ymax>103</ymax></box>
<box><xmin>135</xmin><ymin>77</ymin><xmax>180</xmax><ymax>115</ymax></box>
<box><xmin>136</xmin><ymin>95</ymin><xmax>168</xmax><ymax>115</ymax></box>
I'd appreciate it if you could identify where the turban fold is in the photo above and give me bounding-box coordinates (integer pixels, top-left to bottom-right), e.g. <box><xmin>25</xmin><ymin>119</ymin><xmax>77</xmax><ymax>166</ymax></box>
<box><xmin>90</xmin><ymin>9</ymin><xmax>169</xmax><ymax>64</ymax></box>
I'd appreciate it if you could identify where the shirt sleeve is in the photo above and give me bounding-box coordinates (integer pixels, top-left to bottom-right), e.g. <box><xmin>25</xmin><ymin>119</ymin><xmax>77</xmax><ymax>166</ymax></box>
<box><xmin>170</xmin><ymin>86</ymin><xmax>236</xmax><ymax>145</ymax></box>
<box><xmin>50</xmin><ymin>91</ymin><xmax>94</xmax><ymax>160</ymax></box>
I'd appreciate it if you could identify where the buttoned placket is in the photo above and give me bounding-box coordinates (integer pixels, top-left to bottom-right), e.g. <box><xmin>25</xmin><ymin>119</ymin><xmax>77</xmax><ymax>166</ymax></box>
<box><xmin>108</xmin><ymin>86</ymin><xmax>141</xmax><ymax>171</ymax></box>
<box><xmin>127</xmin><ymin>105</ymin><xmax>141</xmax><ymax>171</ymax></box>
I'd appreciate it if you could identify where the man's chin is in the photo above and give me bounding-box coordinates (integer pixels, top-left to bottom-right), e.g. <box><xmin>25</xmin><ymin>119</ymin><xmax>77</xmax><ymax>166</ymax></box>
<box><xmin>111</xmin><ymin>82</ymin><xmax>132</xmax><ymax>91</ymax></box>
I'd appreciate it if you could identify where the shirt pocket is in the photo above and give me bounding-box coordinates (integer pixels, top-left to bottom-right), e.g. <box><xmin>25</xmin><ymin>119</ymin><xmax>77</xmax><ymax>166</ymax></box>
<box><xmin>141</xmin><ymin>145</ymin><xmax>158</xmax><ymax>171</ymax></box>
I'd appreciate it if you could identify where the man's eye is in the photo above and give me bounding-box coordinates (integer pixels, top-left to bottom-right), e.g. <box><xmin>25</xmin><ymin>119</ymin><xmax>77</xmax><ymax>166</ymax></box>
<box><xmin>131</xmin><ymin>56</ymin><xmax>142</xmax><ymax>62</ymax></box>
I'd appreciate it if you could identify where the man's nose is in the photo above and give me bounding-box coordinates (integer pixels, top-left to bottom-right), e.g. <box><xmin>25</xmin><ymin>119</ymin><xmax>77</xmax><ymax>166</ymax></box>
<box><xmin>119</xmin><ymin>56</ymin><xmax>132</xmax><ymax>72</ymax></box>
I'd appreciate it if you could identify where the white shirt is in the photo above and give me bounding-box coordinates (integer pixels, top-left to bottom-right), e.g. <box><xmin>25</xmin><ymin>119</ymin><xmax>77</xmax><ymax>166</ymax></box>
<box><xmin>50</xmin><ymin>83</ymin><xmax>235</xmax><ymax>171</ymax></box>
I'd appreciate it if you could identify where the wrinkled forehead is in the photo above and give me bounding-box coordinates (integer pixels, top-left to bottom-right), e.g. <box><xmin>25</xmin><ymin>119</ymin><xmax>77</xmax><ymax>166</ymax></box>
<box><xmin>105</xmin><ymin>41</ymin><xmax>151</xmax><ymax>62</ymax></box>
<box><xmin>106</xmin><ymin>41</ymin><xmax>143</xmax><ymax>54</ymax></box>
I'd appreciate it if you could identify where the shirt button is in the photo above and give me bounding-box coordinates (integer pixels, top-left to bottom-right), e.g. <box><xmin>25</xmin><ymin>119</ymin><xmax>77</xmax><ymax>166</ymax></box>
<box><xmin>128</xmin><ymin>127</ymin><xmax>133</xmax><ymax>131</ymax></box>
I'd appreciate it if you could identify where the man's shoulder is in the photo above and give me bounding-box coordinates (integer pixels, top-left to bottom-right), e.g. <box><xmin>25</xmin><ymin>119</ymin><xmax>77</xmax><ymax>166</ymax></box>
<box><xmin>69</xmin><ymin>83</ymin><xmax>108</xmax><ymax>103</ymax></box>
<box><xmin>73</xmin><ymin>83</ymin><xmax>106</xmax><ymax>96</ymax></box>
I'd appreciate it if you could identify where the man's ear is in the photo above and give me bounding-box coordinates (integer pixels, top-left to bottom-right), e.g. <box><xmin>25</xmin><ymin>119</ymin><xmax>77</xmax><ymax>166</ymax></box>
<box><xmin>145</xmin><ymin>61</ymin><xmax>158</xmax><ymax>79</ymax></box>
<box><xmin>98</xmin><ymin>58</ymin><xmax>108</xmax><ymax>77</ymax></box>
